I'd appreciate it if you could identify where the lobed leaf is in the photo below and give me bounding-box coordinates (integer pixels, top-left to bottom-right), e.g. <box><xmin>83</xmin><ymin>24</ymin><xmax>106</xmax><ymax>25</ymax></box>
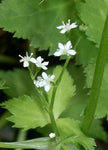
<box><xmin>1</xmin><ymin>95</ymin><xmax>49</xmax><ymax>130</ymax></box>
<box><xmin>47</xmin><ymin>65</ymin><xmax>76</xmax><ymax>119</ymax></box>
<box><xmin>0</xmin><ymin>0</ymin><xmax>78</xmax><ymax>54</ymax></box>
<box><xmin>56</xmin><ymin>118</ymin><xmax>96</xmax><ymax>150</ymax></box>
<box><xmin>77</xmin><ymin>0</ymin><xmax>108</xmax><ymax>47</ymax></box>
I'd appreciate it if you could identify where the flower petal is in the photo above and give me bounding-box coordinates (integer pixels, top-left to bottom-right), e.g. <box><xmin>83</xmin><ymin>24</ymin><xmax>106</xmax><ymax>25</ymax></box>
<box><xmin>58</xmin><ymin>43</ymin><xmax>64</xmax><ymax>49</ymax></box>
<box><xmin>60</xmin><ymin>29</ymin><xmax>66</xmax><ymax>34</ymax></box>
<box><xmin>56</xmin><ymin>25</ymin><xmax>64</xmax><ymax>29</ymax></box>
<box><xmin>54</xmin><ymin>51</ymin><xmax>62</xmax><ymax>56</ymax></box>
<box><xmin>68</xmin><ymin>50</ymin><xmax>77</xmax><ymax>55</ymax></box>
<box><xmin>39</xmin><ymin>80</ymin><xmax>45</xmax><ymax>87</ymax></box>
<box><xmin>50</xmin><ymin>75</ymin><xmax>55</xmax><ymax>80</ymax></box>
<box><xmin>65</xmin><ymin>41</ymin><xmax>72</xmax><ymax>49</ymax></box>
<box><xmin>42</xmin><ymin>72</ymin><xmax>48</xmax><ymax>79</ymax></box>
<box><xmin>30</xmin><ymin>58</ymin><xmax>36</xmax><ymax>63</ymax></box>
<box><xmin>23</xmin><ymin>61</ymin><xmax>29</xmax><ymax>67</ymax></box>
<box><xmin>70</xmin><ymin>22</ymin><xmax>77</xmax><ymax>29</ymax></box>
<box><xmin>37</xmin><ymin>56</ymin><xmax>43</xmax><ymax>62</ymax></box>
<box><xmin>42</xmin><ymin>61</ymin><xmax>49</xmax><ymax>66</ymax></box>
<box><xmin>42</xmin><ymin>66</ymin><xmax>48</xmax><ymax>70</ymax></box>
<box><xmin>44</xmin><ymin>84</ymin><xmax>50</xmax><ymax>92</ymax></box>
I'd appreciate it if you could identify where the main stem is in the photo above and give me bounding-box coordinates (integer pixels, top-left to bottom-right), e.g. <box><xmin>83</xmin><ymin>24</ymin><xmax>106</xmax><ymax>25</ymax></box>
<box><xmin>82</xmin><ymin>14</ymin><xmax>108</xmax><ymax>134</ymax></box>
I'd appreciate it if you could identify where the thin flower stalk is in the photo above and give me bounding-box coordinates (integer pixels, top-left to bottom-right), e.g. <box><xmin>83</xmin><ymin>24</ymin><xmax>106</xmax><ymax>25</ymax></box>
<box><xmin>48</xmin><ymin>56</ymin><xmax>71</xmax><ymax>138</ymax></box>
<box><xmin>28</xmin><ymin>66</ymin><xmax>49</xmax><ymax>111</ymax></box>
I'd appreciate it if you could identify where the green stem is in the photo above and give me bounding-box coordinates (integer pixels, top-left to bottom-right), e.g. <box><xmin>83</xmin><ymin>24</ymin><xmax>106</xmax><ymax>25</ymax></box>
<box><xmin>15</xmin><ymin>130</ymin><xmax>27</xmax><ymax>150</ymax></box>
<box><xmin>49</xmin><ymin>109</ymin><xmax>59</xmax><ymax>137</ymax></box>
<box><xmin>82</xmin><ymin>14</ymin><xmax>108</xmax><ymax>134</ymax></box>
<box><xmin>28</xmin><ymin>66</ymin><xmax>34</xmax><ymax>80</ymax></box>
<box><xmin>50</xmin><ymin>56</ymin><xmax>70</xmax><ymax>110</ymax></box>
<box><xmin>34</xmin><ymin>85</ymin><xmax>49</xmax><ymax>112</ymax></box>
<box><xmin>49</xmin><ymin>56</ymin><xmax>71</xmax><ymax>137</ymax></box>
<box><xmin>28</xmin><ymin>66</ymin><xmax>49</xmax><ymax>112</ymax></box>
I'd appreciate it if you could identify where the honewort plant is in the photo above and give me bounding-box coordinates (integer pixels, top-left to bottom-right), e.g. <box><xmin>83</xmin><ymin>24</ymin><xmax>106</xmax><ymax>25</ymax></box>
<box><xmin>0</xmin><ymin>0</ymin><xmax>108</xmax><ymax>150</ymax></box>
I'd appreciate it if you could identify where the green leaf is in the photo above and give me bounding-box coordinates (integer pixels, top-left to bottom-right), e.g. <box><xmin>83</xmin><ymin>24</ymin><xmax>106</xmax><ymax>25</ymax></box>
<box><xmin>84</xmin><ymin>61</ymin><xmax>108</xmax><ymax>119</ymax></box>
<box><xmin>0</xmin><ymin>0</ymin><xmax>78</xmax><ymax>54</ymax></box>
<box><xmin>1</xmin><ymin>95</ymin><xmax>49</xmax><ymax>130</ymax></box>
<box><xmin>48</xmin><ymin>66</ymin><xmax>76</xmax><ymax>119</ymax></box>
<box><xmin>56</xmin><ymin>118</ymin><xmax>96</xmax><ymax>150</ymax></box>
<box><xmin>0</xmin><ymin>69</ymin><xmax>36</xmax><ymax>97</ymax></box>
<box><xmin>77</xmin><ymin>0</ymin><xmax>108</xmax><ymax>47</ymax></box>
<box><xmin>0</xmin><ymin>137</ymin><xmax>55</xmax><ymax>149</ymax></box>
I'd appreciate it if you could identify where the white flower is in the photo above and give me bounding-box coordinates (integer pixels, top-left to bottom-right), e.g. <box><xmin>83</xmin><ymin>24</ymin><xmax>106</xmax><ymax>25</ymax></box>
<box><xmin>54</xmin><ymin>41</ymin><xmax>76</xmax><ymax>56</ymax></box>
<box><xmin>42</xmin><ymin>72</ymin><xmax>55</xmax><ymax>92</ymax></box>
<box><xmin>35</xmin><ymin>56</ymin><xmax>49</xmax><ymax>70</ymax></box>
<box><xmin>34</xmin><ymin>72</ymin><xmax>55</xmax><ymax>92</ymax></box>
<box><xmin>56</xmin><ymin>19</ymin><xmax>77</xmax><ymax>34</ymax></box>
<box><xmin>34</xmin><ymin>76</ymin><xmax>44</xmax><ymax>88</ymax></box>
<box><xmin>19</xmin><ymin>52</ymin><xmax>36</xmax><ymax>67</ymax></box>
<box><xmin>49</xmin><ymin>133</ymin><xmax>55</xmax><ymax>138</ymax></box>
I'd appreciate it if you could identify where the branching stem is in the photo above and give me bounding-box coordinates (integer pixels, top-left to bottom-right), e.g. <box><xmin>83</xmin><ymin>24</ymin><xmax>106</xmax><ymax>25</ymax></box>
<box><xmin>49</xmin><ymin>35</ymin><xmax>82</xmax><ymax>137</ymax></box>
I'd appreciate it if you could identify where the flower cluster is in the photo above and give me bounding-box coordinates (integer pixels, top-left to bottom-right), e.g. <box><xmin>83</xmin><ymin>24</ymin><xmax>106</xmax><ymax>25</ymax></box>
<box><xmin>54</xmin><ymin>19</ymin><xmax>77</xmax><ymax>57</ymax></box>
<box><xmin>19</xmin><ymin>53</ymin><xmax>49</xmax><ymax>70</ymax></box>
<box><xmin>34</xmin><ymin>72</ymin><xmax>55</xmax><ymax>92</ymax></box>
<box><xmin>19</xmin><ymin>53</ymin><xmax>54</xmax><ymax>92</ymax></box>
<box><xmin>19</xmin><ymin>19</ymin><xmax>77</xmax><ymax>92</ymax></box>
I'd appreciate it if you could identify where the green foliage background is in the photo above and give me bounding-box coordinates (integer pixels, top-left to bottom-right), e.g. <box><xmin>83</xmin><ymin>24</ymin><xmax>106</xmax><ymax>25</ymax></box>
<box><xmin>0</xmin><ymin>0</ymin><xmax>108</xmax><ymax>149</ymax></box>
